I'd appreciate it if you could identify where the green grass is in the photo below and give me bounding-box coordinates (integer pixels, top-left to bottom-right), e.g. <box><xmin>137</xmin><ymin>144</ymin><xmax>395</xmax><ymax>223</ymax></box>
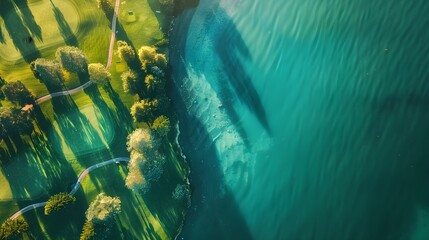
<box><xmin>0</xmin><ymin>0</ymin><xmax>188</xmax><ymax>238</ymax></box>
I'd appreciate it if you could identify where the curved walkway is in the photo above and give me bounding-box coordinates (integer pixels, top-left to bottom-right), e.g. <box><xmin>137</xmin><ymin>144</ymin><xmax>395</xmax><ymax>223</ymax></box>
<box><xmin>9</xmin><ymin>157</ymin><xmax>130</xmax><ymax>220</ymax></box>
<box><xmin>35</xmin><ymin>0</ymin><xmax>121</xmax><ymax>104</ymax></box>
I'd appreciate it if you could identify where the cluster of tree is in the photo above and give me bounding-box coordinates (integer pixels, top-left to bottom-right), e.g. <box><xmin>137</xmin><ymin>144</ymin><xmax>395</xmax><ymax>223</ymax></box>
<box><xmin>0</xmin><ymin>218</ymin><xmax>29</xmax><ymax>239</ymax></box>
<box><xmin>117</xmin><ymin>40</ymin><xmax>173</xmax><ymax>194</ymax></box>
<box><xmin>30</xmin><ymin>46</ymin><xmax>110</xmax><ymax>90</ymax></box>
<box><xmin>125</xmin><ymin>128</ymin><xmax>165</xmax><ymax>193</ymax></box>
<box><xmin>0</xmin><ymin>107</ymin><xmax>34</xmax><ymax>139</ymax></box>
<box><xmin>118</xmin><ymin>41</ymin><xmax>171</xmax><ymax>132</ymax></box>
<box><xmin>80</xmin><ymin>193</ymin><xmax>121</xmax><ymax>240</ymax></box>
<box><xmin>44</xmin><ymin>192</ymin><xmax>76</xmax><ymax>215</ymax></box>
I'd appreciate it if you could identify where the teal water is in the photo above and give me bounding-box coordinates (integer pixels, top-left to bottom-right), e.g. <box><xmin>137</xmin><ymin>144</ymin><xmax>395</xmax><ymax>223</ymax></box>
<box><xmin>170</xmin><ymin>0</ymin><xmax>429</xmax><ymax>239</ymax></box>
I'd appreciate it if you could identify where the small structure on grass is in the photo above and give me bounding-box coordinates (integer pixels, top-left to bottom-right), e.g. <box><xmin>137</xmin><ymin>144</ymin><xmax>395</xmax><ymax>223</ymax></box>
<box><xmin>126</xmin><ymin>11</ymin><xmax>136</xmax><ymax>23</ymax></box>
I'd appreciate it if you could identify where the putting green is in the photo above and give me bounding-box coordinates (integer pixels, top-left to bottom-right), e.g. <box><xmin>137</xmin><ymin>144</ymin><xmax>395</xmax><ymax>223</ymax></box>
<box><xmin>0</xmin><ymin>0</ymin><xmax>80</xmax><ymax>62</ymax></box>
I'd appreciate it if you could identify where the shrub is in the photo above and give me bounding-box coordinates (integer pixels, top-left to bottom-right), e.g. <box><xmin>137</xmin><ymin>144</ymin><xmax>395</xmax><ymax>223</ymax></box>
<box><xmin>0</xmin><ymin>218</ymin><xmax>29</xmax><ymax>239</ymax></box>
<box><xmin>44</xmin><ymin>192</ymin><xmax>76</xmax><ymax>215</ymax></box>
<box><xmin>55</xmin><ymin>46</ymin><xmax>88</xmax><ymax>73</ymax></box>
<box><xmin>151</xmin><ymin>115</ymin><xmax>170</xmax><ymax>137</ymax></box>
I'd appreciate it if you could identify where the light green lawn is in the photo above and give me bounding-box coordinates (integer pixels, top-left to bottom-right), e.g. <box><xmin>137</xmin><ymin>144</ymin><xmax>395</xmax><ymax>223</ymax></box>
<box><xmin>0</xmin><ymin>0</ymin><xmax>187</xmax><ymax>238</ymax></box>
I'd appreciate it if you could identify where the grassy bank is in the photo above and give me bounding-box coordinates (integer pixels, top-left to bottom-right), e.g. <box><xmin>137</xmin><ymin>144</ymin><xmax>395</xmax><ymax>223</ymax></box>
<box><xmin>0</xmin><ymin>0</ymin><xmax>188</xmax><ymax>238</ymax></box>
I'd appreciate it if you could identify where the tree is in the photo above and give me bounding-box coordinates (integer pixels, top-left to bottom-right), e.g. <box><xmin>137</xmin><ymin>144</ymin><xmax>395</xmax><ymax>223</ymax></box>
<box><xmin>30</xmin><ymin>58</ymin><xmax>64</xmax><ymax>87</ymax></box>
<box><xmin>80</xmin><ymin>193</ymin><xmax>121</xmax><ymax>240</ymax></box>
<box><xmin>145</xmin><ymin>74</ymin><xmax>165</xmax><ymax>97</ymax></box>
<box><xmin>130</xmin><ymin>99</ymin><xmax>159</xmax><ymax>123</ymax></box>
<box><xmin>88</xmin><ymin>63</ymin><xmax>111</xmax><ymax>86</ymax></box>
<box><xmin>44</xmin><ymin>192</ymin><xmax>76</xmax><ymax>215</ymax></box>
<box><xmin>138</xmin><ymin>46</ymin><xmax>157</xmax><ymax>71</ymax></box>
<box><xmin>126</xmin><ymin>128</ymin><xmax>159</xmax><ymax>153</ymax></box>
<box><xmin>151</xmin><ymin>115</ymin><xmax>170</xmax><ymax>137</ymax></box>
<box><xmin>154</xmin><ymin>53</ymin><xmax>167</xmax><ymax>71</ymax></box>
<box><xmin>86</xmin><ymin>193</ymin><xmax>121</xmax><ymax>223</ymax></box>
<box><xmin>125</xmin><ymin>129</ymin><xmax>165</xmax><ymax>193</ymax></box>
<box><xmin>117</xmin><ymin>41</ymin><xmax>139</xmax><ymax>69</ymax></box>
<box><xmin>56</xmin><ymin>46</ymin><xmax>88</xmax><ymax>73</ymax></box>
<box><xmin>1</xmin><ymin>81</ymin><xmax>35</xmax><ymax>106</ymax></box>
<box><xmin>0</xmin><ymin>107</ymin><xmax>34</xmax><ymax>138</ymax></box>
<box><xmin>79</xmin><ymin>221</ymin><xmax>95</xmax><ymax>240</ymax></box>
<box><xmin>0</xmin><ymin>218</ymin><xmax>29</xmax><ymax>239</ymax></box>
<box><xmin>121</xmin><ymin>70</ymin><xmax>143</xmax><ymax>96</ymax></box>
<box><xmin>125</xmin><ymin>151</ymin><xmax>150</xmax><ymax>192</ymax></box>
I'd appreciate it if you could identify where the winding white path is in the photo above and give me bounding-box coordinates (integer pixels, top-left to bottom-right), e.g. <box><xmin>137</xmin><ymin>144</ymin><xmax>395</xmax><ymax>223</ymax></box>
<box><xmin>7</xmin><ymin>0</ymin><xmax>127</xmax><ymax>220</ymax></box>
<box><xmin>35</xmin><ymin>0</ymin><xmax>121</xmax><ymax>104</ymax></box>
<box><xmin>9</xmin><ymin>157</ymin><xmax>130</xmax><ymax>220</ymax></box>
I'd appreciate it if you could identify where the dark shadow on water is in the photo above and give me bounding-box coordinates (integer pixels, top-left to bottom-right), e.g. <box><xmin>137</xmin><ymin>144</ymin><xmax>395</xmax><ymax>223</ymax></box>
<box><xmin>214</xmin><ymin>12</ymin><xmax>271</xmax><ymax>136</ymax></box>
<box><xmin>175</xmin><ymin>112</ymin><xmax>253</xmax><ymax>240</ymax></box>
<box><xmin>51</xmin><ymin>2</ymin><xmax>78</xmax><ymax>46</ymax></box>
<box><xmin>0</xmin><ymin>0</ymin><xmax>41</xmax><ymax>62</ymax></box>
<box><xmin>168</xmin><ymin>7</ymin><xmax>253</xmax><ymax>237</ymax></box>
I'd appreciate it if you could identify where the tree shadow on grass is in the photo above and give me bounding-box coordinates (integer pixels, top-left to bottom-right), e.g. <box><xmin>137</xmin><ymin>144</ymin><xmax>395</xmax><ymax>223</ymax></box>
<box><xmin>84</xmin><ymin>165</ymin><xmax>166</xmax><ymax>239</ymax></box>
<box><xmin>0</xmin><ymin>0</ymin><xmax>41</xmax><ymax>62</ymax></box>
<box><xmin>142</xmin><ymin>142</ymin><xmax>189</xmax><ymax>236</ymax></box>
<box><xmin>13</xmin><ymin>0</ymin><xmax>42</xmax><ymax>41</ymax></box>
<box><xmin>51</xmin><ymin>2</ymin><xmax>78</xmax><ymax>47</ymax></box>
<box><xmin>146</xmin><ymin>0</ymin><xmax>170</xmax><ymax>34</ymax></box>
<box><xmin>50</xmin><ymin>95</ymin><xmax>112</xmax><ymax>167</ymax></box>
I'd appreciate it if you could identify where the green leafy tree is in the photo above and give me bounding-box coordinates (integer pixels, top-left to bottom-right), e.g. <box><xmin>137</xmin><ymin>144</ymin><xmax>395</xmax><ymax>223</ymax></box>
<box><xmin>86</xmin><ymin>193</ymin><xmax>121</xmax><ymax>223</ymax></box>
<box><xmin>121</xmin><ymin>70</ymin><xmax>143</xmax><ymax>97</ymax></box>
<box><xmin>44</xmin><ymin>192</ymin><xmax>76</xmax><ymax>215</ymax></box>
<box><xmin>138</xmin><ymin>46</ymin><xmax>157</xmax><ymax>71</ymax></box>
<box><xmin>154</xmin><ymin>53</ymin><xmax>167</xmax><ymax>71</ymax></box>
<box><xmin>88</xmin><ymin>63</ymin><xmax>111</xmax><ymax>86</ymax></box>
<box><xmin>117</xmin><ymin>41</ymin><xmax>140</xmax><ymax>70</ymax></box>
<box><xmin>80</xmin><ymin>193</ymin><xmax>121</xmax><ymax>240</ymax></box>
<box><xmin>151</xmin><ymin>115</ymin><xmax>170</xmax><ymax>137</ymax></box>
<box><xmin>130</xmin><ymin>99</ymin><xmax>159</xmax><ymax>123</ymax></box>
<box><xmin>79</xmin><ymin>221</ymin><xmax>95</xmax><ymax>240</ymax></box>
<box><xmin>145</xmin><ymin>74</ymin><xmax>165</xmax><ymax>97</ymax></box>
<box><xmin>1</xmin><ymin>81</ymin><xmax>35</xmax><ymax>106</ymax></box>
<box><xmin>0</xmin><ymin>218</ymin><xmax>29</xmax><ymax>239</ymax></box>
<box><xmin>30</xmin><ymin>58</ymin><xmax>64</xmax><ymax>87</ymax></box>
<box><xmin>125</xmin><ymin>129</ymin><xmax>165</xmax><ymax>193</ymax></box>
<box><xmin>126</xmin><ymin>128</ymin><xmax>159</xmax><ymax>153</ymax></box>
<box><xmin>0</xmin><ymin>107</ymin><xmax>34</xmax><ymax>138</ymax></box>
<box><xmin>55</xmin><ymin>46</ymin><xmax>89</xmax><ymax>73</ymax></box>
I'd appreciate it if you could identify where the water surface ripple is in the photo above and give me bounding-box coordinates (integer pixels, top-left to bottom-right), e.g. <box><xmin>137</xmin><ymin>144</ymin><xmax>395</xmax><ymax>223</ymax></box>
<box><xmin>170</xmin><ymin>0</ymin><xmax>429</xmax><ymax>239</ymax></box>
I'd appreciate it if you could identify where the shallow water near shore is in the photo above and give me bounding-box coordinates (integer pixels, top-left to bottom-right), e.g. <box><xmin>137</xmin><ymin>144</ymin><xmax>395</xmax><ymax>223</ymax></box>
<box><xmin>170</xmin><ymin>0</ymin><xmax>429</xmax><ymax>239</ymax></box>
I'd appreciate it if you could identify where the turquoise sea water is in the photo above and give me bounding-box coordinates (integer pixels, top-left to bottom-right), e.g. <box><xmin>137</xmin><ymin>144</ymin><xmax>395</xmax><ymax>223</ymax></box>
<box><xmin>169</xmin><ymin>0</ymin><xmax>429</xmax><ymax>239</ymax></box>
